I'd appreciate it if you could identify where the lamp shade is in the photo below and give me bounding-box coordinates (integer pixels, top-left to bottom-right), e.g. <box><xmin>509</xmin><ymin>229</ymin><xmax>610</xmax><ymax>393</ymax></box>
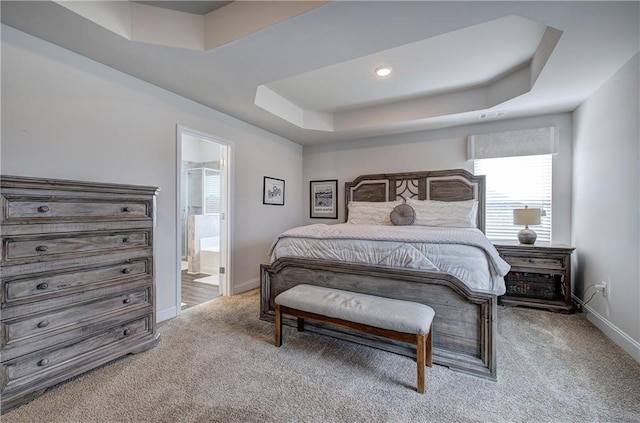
<box><xmin>513</xmin><ymin>207</ymin><xmax>541</xmax><ymax>226</ymax></box>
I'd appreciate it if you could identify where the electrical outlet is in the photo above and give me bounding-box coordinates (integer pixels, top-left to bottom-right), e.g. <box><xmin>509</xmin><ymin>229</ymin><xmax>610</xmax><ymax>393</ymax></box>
<box><xmin>595</xmin><ymin>281</ymin><xmax>609</xmax><ymax>298</ymax></box>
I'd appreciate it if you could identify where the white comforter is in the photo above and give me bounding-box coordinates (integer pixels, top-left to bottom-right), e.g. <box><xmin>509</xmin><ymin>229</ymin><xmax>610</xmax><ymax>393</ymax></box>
<box><xmin>269</xmin><ymin>224</ymin><xmax>510</xmax><ymax>295</ymax></box>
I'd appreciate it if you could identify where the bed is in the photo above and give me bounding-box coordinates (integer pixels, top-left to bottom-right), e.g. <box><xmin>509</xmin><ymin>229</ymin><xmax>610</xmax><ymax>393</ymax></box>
<box><xmin>260</xmin><ymin>169</ymin><xmax>508</xmax><ymax>380</ymax></box>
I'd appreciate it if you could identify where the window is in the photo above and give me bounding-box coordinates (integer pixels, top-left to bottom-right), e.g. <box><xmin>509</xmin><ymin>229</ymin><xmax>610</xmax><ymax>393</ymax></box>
<box><xmin>474</xmin><ymin>154</ymin><xmax>552</xmax><ymax>242</ymax></box>
<box><xmin>204</xmin><ymin>169</ymin><xmax>221</xmax><ymax>214</ymax></box>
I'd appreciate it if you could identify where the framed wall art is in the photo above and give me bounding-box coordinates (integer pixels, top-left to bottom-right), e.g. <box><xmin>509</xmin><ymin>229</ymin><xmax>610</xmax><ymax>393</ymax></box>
<box><xmin>310</xmin><ymin>179</ymin><xmax>338</xmax><ymax>219</ymax></box>
<box><xmin>263</xmin><ymin>176</ymin><xmax>285</xmax><ymax>206</ymax></box>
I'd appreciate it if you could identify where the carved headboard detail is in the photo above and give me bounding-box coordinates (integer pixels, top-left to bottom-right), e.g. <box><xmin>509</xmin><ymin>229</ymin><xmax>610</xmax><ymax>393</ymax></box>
<box><xmin>345</xmin><ymin>169</ymin><xmax>486</xmax><ymax>233</ymax></box>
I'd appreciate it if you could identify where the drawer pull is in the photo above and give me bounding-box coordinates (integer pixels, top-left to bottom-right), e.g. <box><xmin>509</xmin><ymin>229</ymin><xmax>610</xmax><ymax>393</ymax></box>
<box><xmin>123</xmin><ymin>298</ymin><xmax>131</xmax><ymax>304</ymax></box>
<box><xmin>37</xmin><ymin>358</ymin><xmax>49</xmax><ymax>367</ymax></box>
<box><xmin>36</xmin><ymin>283</ymin><xmax>49</xmax><ymax>290</ymax></box>
<box><xmin>35</xmin><ymin>245</ymin><xmax>48</xmax><ymax>252</ymax></box>
<box><xmin>122</xmin><ymin>268</ymin><xmax>131</xmax><ymax>274</ymax></box>
<box><xmin>37</xmin><ymin>320</ymin><xmax>49</xmax><ymax>328</ymax></box>
<box><xmin>122</xmin><ymin>206</ymin><xmax>131</xmax><ymax>213</ymax></box>
<box><xmin>122</xmin><ymin>237</ymin><xmax>130</xmax><ymax>243</ymax></box>
<box><xmin>37</xmin><ymin>205</ymin><xmax>50</xmax><ymax>213</ymax></box>
<box><xmin>123</xmin><ymin>329</ymin><xmax>131</xmax><ymax>336</ymax></box>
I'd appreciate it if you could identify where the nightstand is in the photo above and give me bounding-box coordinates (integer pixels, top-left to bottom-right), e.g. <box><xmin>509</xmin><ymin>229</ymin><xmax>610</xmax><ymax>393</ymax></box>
<box><xmin>494</xmin><ymin>241</ymin><xmax>575</xmax><ymax>313</ymax></box>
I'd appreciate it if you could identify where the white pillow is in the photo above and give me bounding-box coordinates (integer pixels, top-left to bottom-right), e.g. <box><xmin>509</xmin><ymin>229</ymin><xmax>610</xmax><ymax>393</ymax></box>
<box><xmin>406</xmin><ymin>198</ymin><xmax>478</xmax><ymax>228</ymax></box>
<box><xmin>347</xmin><ymin>200</ymin><xmax>403</xmax><ymax>225</ymax></box>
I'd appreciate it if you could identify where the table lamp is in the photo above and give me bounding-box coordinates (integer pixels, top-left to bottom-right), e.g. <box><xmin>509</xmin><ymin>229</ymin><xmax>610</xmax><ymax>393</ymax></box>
<box><xmin>513</xmin><ymin>206</ymin><xmax>542</xmax><ymax>244</ymax></box>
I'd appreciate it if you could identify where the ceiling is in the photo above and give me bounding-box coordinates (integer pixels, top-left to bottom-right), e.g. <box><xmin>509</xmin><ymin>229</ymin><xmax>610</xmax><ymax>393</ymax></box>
<box><xmin>1</xmin><ymin>1</ymin><xmax>639</xmax><ymax>146</ymax></box>
<box><xmin>131</xmin><ymin>1</ymin><xmax>232</xmax><ymax>15</ymax></box>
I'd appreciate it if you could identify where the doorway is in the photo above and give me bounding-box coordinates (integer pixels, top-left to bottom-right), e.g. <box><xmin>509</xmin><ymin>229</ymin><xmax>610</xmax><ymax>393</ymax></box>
<box><xmin>177</xmin><ymin>127</ymin><xmax>230</xmax><ymax>312</ymax></box>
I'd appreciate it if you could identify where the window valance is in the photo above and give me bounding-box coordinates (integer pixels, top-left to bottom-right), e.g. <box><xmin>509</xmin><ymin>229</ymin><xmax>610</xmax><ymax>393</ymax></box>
<box><xmin>467</xmin><ymin>127</ymin><xmax>559</xmax><ymax>160</ymax></box>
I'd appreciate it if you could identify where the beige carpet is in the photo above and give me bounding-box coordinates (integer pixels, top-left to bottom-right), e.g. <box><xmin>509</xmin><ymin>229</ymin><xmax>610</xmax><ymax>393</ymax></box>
<box><xmin>3</xmin><ymin>289</ymin><xmax>640</xmax><ymax>423</ymax></box>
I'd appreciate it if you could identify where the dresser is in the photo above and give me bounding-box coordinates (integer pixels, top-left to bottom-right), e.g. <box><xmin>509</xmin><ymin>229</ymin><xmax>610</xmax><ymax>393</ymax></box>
<box><xmin>1</xmin><ymin>175</ymin><xmax>160</xmax><ymax>413</ymax></box>
<box><xmin>494</xmin><ymin>241</ymin><xmax>575</xmax><ymax>313</ymax></box>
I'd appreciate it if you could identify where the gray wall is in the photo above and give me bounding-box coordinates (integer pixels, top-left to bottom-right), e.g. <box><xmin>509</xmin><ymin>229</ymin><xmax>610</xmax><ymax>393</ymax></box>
<box><xmin>1</xmin><ymin>26</ymin><xmax>303</xmax><ymax>322</ymax></box>
<box><xmin>572</xmin><ymin>53</ymin><xmax>640</xmax><ymax>360</ymax></box>
<box><xmin>303</xmin><ymin>113</ymin><xmax>573</xmax><ymax>245</ymax></box>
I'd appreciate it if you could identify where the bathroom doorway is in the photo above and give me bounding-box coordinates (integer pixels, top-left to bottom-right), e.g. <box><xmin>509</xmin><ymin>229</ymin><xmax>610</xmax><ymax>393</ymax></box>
<box><xmin>177</xmin><ymin>127</ymin><xmax>230</xmax><ymax>312</ymax></box>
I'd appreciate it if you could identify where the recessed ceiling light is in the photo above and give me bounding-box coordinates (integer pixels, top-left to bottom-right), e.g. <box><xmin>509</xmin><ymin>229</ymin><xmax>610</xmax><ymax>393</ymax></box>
<box><xmin>374</xmin><ymin>66</ymin><xmax>393</xmax><ymax>77</ymax></box>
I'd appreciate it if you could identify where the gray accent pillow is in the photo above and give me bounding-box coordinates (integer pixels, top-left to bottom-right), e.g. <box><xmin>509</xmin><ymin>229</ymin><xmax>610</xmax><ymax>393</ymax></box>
<box><xmin>390</xmin><ymin>204</ymin><xmax>415</xmax><ymax>226</ymax></box>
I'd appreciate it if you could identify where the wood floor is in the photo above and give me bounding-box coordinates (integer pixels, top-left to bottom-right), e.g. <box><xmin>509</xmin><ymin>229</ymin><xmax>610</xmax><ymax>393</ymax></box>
<box><xmin>181</xmin><ymin>270</ymin><xmax>220</xmax><ymax>310</ymax></box>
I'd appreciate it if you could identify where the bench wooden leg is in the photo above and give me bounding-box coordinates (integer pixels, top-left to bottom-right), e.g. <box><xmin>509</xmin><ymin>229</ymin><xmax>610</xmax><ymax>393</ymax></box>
<box><xmin>275</xmin><ymin>304</ymin><xmax>282</xmax><ymax>347</ymax></box>
<box><xmin>426</xmin><ymin>323</ymin><xmax>433</xmax><ymax>367</ymax></box>
<box><xmin>417</xmin><ymin>333</ymin><xmax>426</xmax><ymax>394</ymax></box>
<box><xmin>297</xmin><ymin>317</ymin><xmax>305</xmax><ymax>332</ymax></box>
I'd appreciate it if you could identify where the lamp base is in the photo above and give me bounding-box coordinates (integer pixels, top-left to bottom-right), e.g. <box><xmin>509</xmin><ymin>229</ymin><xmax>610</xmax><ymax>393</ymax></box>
<box><xmin>518</xmin><ymin>227</ymin><xmax>537</xmax><ymax>245</ymax></box>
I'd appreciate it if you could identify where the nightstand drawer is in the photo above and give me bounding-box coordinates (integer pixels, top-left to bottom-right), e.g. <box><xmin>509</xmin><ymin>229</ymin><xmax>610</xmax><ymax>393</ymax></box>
<box><xmin>502</xmin><ymin>255</ymin><xmax>565</xmax><ymax>271</ymax></box>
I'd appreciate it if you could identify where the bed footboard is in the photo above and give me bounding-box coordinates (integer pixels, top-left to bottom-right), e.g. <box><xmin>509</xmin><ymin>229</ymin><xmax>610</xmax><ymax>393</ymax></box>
<box><xmin>260</xmin><ymin>258</ymin><xmax>497</xmax><ymax>380</ymax></box>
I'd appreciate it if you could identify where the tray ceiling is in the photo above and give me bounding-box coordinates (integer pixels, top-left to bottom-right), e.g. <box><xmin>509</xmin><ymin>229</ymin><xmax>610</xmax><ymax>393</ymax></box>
<box><xmin>1</xmin><ymin>1</ymin><xmax>638</xmax><ymax>145</ymax></box>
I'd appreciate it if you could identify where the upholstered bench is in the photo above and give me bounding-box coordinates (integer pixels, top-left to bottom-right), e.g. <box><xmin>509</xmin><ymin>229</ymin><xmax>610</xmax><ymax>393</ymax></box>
<box><xmin>274</xmin><ymin>284</ymin><xmax>435</xmax><ymax>393</ymax></box>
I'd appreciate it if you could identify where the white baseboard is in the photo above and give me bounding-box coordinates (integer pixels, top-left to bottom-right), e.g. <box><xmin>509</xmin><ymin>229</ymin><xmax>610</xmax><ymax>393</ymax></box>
<box><xmin>573</xmin><ymin>294</ymin><xmax>640</xmax><ymax>363</ymax></box>
<box><xmin>232</xmin><ymin>278</ymin><xmax>259</xmax><ymax>295</ymax></box>
<box><xmin>156</xmin><ymin>305</ymin><xmax>178</xmax><ymax>323</ymax></box>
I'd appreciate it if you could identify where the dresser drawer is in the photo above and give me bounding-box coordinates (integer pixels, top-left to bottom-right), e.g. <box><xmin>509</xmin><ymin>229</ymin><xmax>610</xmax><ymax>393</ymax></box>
<box><xmin>2</xmin><ymin>197</ymin><xmax>150</xmax><ymax>223</ymax></box>
<box><xmin>3</xmin><ymin>231</ymin><xmax>150</xmax><ymax>264</ymax></box>
<box><xmin>500</xmin><ymin>254</ymin><xmax>565</xmax><ymax>271</ymax></box>
<box><xmin>3</xmin><ymin>289</ymin><xmax>151</xmax><ymax>347</ymax></box>
<box><xmin>3</xmin><ymin>259</ymin><xmax>149</xmax><ymax>304</ymax></box>
<box><xmin>2</xmin><ymin>315</ymin><xmax>152</xmax><ymax>393</ymax></box>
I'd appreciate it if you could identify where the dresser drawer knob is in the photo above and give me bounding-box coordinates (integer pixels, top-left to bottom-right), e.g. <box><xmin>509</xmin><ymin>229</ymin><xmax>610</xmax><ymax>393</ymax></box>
<box><xmin>122</xmin><ymin>237</ymin><xmax>130</xmax><ymax>243</ymax></box>
<box><xmin>35</xmin><ymin>245</ymin><xmax>48</xmax><ymax>252</ymax></box>
<box><xmin>37</xmin><ymin>320</ymin><xmax>49</xmax><ymax>328</ymax></box>
<box><xmin>123</xmin><ymin>298</ymin><xmax>131</xmax><ymax>304</ymax></box>
<box><xmin>122</xmin><ymin>206</ymin><xmax>131</xmax><ymax>213</ymax></box>
<box><xmin>123</xmin><ymin>329</ymin><xmax>131</xmax><ymax>336</ymax></box>
<box><xmin>37</xmin><ymin>205</ymin><xmax>50</xmax><ymax>213</ymax></box>
<box><xmin>36</xmin><ymin>283</ymin><xmax>49</xmax><ymax>290</ymax></box>
<box><xmin>122</xmin><ymin>268</ymin><xmax>131</xmax><ymax>274</ymax></box>
<box><xmin>37</xmin><ymin>358</ymin><xmax>49</xmax><ymax>367</ymax></box>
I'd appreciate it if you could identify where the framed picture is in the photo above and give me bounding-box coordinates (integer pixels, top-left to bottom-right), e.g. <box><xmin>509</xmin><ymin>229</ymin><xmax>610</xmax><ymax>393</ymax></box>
<box><xmin>263</xmin><ymin>176</ymin><xmax>285</xmax><ymax>206</ymax></box>
<box><xmin>310</xmin><ymin>179</ymin><xmax>338</xmax><ymax>219</ymax></box>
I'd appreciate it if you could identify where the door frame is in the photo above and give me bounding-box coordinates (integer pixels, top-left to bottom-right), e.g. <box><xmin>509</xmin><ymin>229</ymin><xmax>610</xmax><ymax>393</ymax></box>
<box><xmin>175</xmin><ymin>125</ymin><xmax>233</xmax><ymax>314</ymax></box>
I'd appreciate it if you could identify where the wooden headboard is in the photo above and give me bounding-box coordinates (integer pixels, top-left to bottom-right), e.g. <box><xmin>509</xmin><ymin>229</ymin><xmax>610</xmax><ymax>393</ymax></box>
<box><xmin>344</xmin><ymin>169</ymin><xmax>486</xmax><ymax>233</ymax></box>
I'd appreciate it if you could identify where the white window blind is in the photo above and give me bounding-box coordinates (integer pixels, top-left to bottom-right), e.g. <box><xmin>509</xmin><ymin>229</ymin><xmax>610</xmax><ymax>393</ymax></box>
<box><xmin>474</xmin><ymin>155</ymin><xmax>552</xmax><ymax>242</ymax></box>
<box><xmin>204</xmin><ymin>170</ymin><xmax>220</xmax><ymax>214</ymax></box>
